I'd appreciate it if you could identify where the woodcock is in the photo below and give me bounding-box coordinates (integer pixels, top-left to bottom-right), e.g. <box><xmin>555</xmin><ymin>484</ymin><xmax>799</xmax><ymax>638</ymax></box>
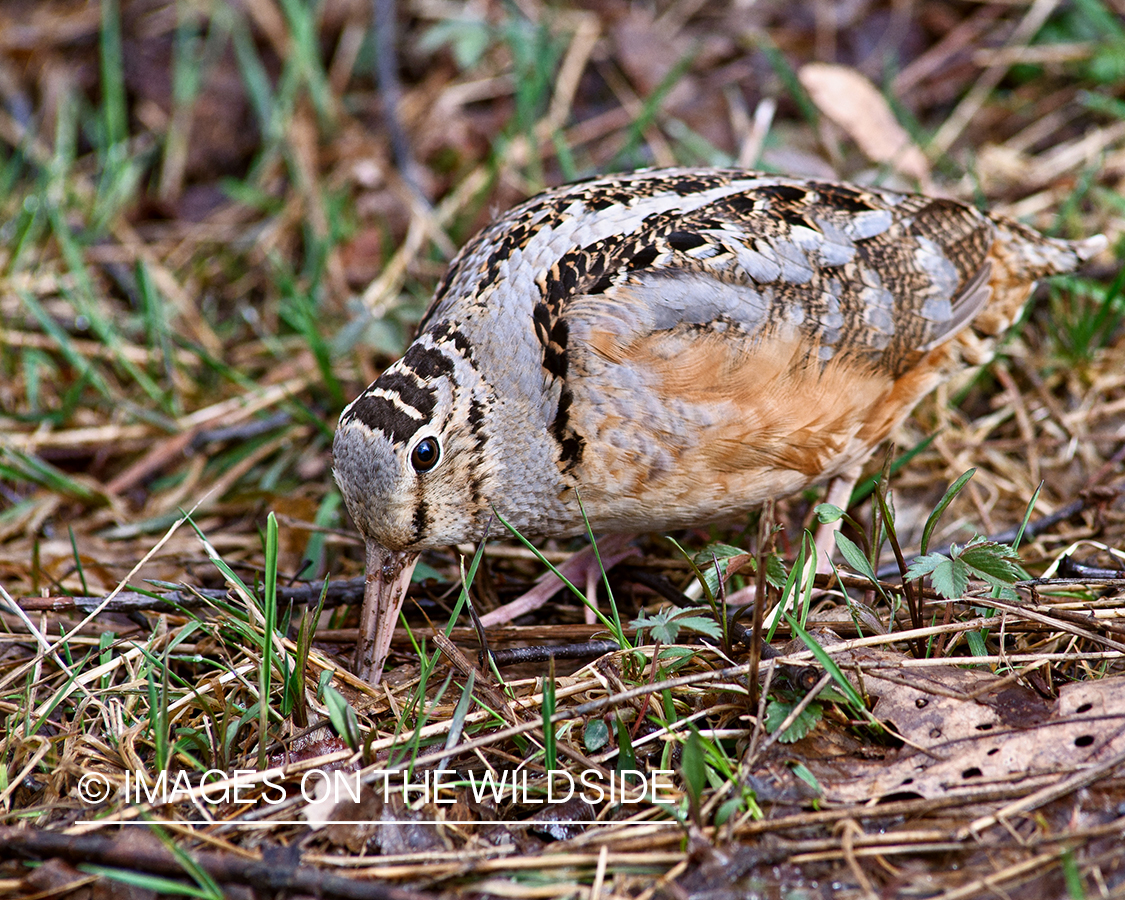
<box><xmin>333</xmin><ymin>167</ymin><xmax>1105</xmax><ymax>683</ymax></box>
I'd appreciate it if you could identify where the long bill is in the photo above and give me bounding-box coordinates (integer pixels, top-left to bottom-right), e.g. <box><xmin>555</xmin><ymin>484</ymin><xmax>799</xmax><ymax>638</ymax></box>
<box><xmin>355</xmin><ymin>542</ymin><xmax>419</xmax><ymax>684</ymax></box>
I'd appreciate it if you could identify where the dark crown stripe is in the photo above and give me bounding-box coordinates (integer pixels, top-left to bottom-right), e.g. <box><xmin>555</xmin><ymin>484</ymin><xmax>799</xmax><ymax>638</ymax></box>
<box><xmin>343</xmin><ymin>394</ymin><xmax>426</xmax><ymax>444</ymax></box>
<box><xmin>403</xmin><ymin>343</ymin><xmax>457</xmax><ymax>380</ymax></box>
<box><xmin>376</xmin><ymin>372</ymin><xmax>437</xmax><ymax>420</ymax></box>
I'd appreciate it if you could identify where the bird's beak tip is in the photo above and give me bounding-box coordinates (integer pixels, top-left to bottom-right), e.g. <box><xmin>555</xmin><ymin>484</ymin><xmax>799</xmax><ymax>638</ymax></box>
<box><xmin>355</xmin><ymin>542</ymin><xmax>420</xmax><ymax>684</ymax></box>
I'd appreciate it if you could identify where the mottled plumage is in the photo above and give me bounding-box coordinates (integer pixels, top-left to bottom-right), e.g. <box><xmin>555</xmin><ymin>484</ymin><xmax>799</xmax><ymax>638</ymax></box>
<box><xmin>333</xmin><ymin>167</ymin><xmax>1104</xmax><ymax>682</ymax></box>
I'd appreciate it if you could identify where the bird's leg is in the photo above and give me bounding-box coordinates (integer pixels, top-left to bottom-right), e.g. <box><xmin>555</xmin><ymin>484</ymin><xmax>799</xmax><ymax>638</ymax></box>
<box><xmin>585</xmin><ymin>563</ymin><xmax>600</xmax><ymax>625</ymax></box>
<box><xmin>813</xmin><ymin>464</ymin><xmax>862</xmax><ymax>575</ymax></box>
<box><xmin>479</xmin><ymin>533</ymin><xmax>637</xmax><ymax>627</ymax></box>
<box><xmin>697</xmin><ymin>468</ymin><xmax>865</xmax><ymax>612</ymax></box>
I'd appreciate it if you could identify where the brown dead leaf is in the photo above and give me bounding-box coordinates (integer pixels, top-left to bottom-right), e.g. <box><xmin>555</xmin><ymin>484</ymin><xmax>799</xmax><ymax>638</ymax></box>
<box><xmin>798</xmin><ymin>62</ymin><xmax>931</xmax><ymax>186</ymax></box>
<box><xmin>797</xmin><ymin>650</ymin><xmax>1125</xmax><ymax>805</ymax></box>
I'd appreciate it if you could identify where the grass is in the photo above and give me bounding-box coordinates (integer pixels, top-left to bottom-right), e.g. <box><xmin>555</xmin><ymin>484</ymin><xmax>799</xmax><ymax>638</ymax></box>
<box><xmin>0</xmin><ymin>0</ymin><xmax>1124</xmax><ymax>897</ymax></box>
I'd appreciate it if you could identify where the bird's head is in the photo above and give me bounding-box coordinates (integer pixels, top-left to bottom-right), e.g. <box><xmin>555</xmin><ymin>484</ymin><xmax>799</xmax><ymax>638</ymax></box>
<box><xmin>333</xmin><ymin>331</ymin><xmax>496</xmax><ymax>681</ymax></box>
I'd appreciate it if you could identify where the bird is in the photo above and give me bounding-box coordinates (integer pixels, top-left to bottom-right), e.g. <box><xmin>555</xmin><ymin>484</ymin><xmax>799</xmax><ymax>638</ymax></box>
<box><xmin>333</xmin><ymin>166</ymin><xmax>1105</xmax><ymax>683</ymax></box>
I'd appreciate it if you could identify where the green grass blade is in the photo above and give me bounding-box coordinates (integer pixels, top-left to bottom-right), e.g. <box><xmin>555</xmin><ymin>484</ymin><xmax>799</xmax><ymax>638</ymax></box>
<box><xmin>493</xmin><ymin>508</ymin><xmax>621</xmax><ymax>637</ymax></box>
<box><xmin>259</xmin><ymin>512</ymin><xmax>279</xmax><ymax>767</ymax></box>
<box><xmin>921</xmin><ymin>469</ymin><xmax>976</xmax><ymax>555</ymax></box>
<box><xmin>785</xmin><ymin>613</ymin><xmax>876</xmax><ymax>729</ymax></box>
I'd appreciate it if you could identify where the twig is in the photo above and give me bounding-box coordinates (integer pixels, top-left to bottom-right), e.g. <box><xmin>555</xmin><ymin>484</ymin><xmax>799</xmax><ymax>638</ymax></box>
<box><xmin>373</xmin><ymin>0</ymin><xmax>420</xmax><ymax>195</ymax></box>
<box><xmin>14</xmin><ymin>577</ymin><xmax>368</xmax><ymax>614</ymax></box>
<box><xmin>490</xmin><ymin>640</ymin><xmax>621</xmax><ymax>666</ymax></box>
<box><xmin>0</xmin><ymin>826</ymin><xmax>431</xmax><ymax>900</ymax></box>
<box><xmin>929</xmin><ymin>0</ymin><xmax>1061</xmax><ymax>155</ymax></box>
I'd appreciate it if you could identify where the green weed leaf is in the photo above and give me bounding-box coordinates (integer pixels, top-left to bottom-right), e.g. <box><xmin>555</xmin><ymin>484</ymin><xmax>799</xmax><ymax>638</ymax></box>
<box><xmin>764</xmin><ymin>699</ymin><xmax>822</xmax><ymax>743</ymax></box>
<box><xmin>959</xmin><ymin>537</ymin><xmax>1023</xmax><ymax>582</ymax></box>
<box><xmin>815</xmin><ymin>503</ymin><xmax>845</xmax><ymax>524</ymax></box>
<box><xmin>834</xmin><ymin>532</ymin><xmax>879</xmax><ymax>587</ymax></box>
<box><xmin>907</xmin><ymin>553</ymin><xmax>969</xmax><ymax>598</ymax></box>
<box><xmin>631</xmin><ymin>607</ymin><xmax>723</xmax><ymax>644</ymax></box>
<box><xmin>790</xmin><ymin>763</ymin><xmax>823</xmax><ymax>796</ymax></box>
<box><xmin>908</xmin><ymin>537</ymin><xmax>1023</xmax><ymax>600</ymax></box>
<box><xmin>681</xmin><ymin>729</ymin><xmax>707</xmax><ymax>811</ymax></box>
<box><xmin>920</xmin><ymin>469</ymin><xmax>975</xmax><ymax>555</ymax></box>
<box><xmin>319</xmin><ymin>677</ymin><xmax>361</xmax><ymax>750</ymax></box>
<box><xmin>584</xmin><ymin>719</ymin><xmax>609</xmax><ymax>752</ymax></box>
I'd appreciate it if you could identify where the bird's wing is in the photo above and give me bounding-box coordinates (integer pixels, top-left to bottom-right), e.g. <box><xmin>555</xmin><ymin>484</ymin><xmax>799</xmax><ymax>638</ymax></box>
<box><xmin>563</xmin><ymin>182</ymin><xmax>999</xmax><ymax>379</ymax></box>
<box><xmin>551</xmin><ymin>181</ymin><xmax>1004</xmax><ymax>503</ymax></box>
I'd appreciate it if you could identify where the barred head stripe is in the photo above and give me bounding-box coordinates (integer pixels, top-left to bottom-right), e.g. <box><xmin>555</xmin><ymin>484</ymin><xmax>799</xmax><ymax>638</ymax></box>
<box><xmin>337</xmin><ymin>338</ymin><xmax>466</xmax><ymax>445</ymax></box>
<box><xmin>376</xmin><ymin>372</ymin><xmax>437</xmax><ymax>420</ymax></box>
<box><xmin>363</xmin><ymin>386</ymin><xmax>425</xmax><ymax>417</ymax></box>
<box><xmin>403</xmin><ymin>343</ymin><xmax>457</xmax><ymax>380</ymax></box>
<box><xmin>342</xmin><ymin>393</ymin><xmax>428</xmax><ymax>444</ymax></box>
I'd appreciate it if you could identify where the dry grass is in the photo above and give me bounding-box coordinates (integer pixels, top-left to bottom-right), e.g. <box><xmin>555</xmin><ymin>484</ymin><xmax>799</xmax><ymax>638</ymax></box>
<box><xmin>1</xmin><ymin>0</ymin><xmax>1124</xmax><ymax>897</ymax></box>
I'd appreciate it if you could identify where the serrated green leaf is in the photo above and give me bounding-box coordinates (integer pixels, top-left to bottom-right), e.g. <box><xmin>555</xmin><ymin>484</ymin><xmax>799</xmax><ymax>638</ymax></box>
<box><xmin>905</xmin><ymin>552</ymin><xmax>945</xmax><ymax>580</ymax></box>
<box><xmin>960</xmin><ymin>541</ymin><xmax>1023</xmax><ymax>583</ymax></box>
<box><xmin>631</xmin><ymin>607</ymin><xmax>723</xmax><ymax>644</ymax></box>
<box><xmin>670</xmin><ymin>615</ymin><xmax>724</xmax><ymax>640</ymax></box>
<box><xmin>928</xmin><ymin>556</ymin><xmax>970</xmax><ymax>599</ymax></box>
<box><xmin>764</xmin><ymin>699</ymin><xmax>822</xmax><ymax>742</ymax></box>
<box><xmin>631</xmin><ymin>608</ymin><xmax>674</xmax><ymax>643</ymax></box>
<box><xmin>645</xmin><ymin>615</ymin><xmax>680</xmax><ymax>645</ymax></box>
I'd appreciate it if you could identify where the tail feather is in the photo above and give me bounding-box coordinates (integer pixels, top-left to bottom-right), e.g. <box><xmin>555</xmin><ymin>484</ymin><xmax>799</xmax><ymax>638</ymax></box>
<box><xmin>962</xmin><ymin>220</ymin><xmax>1105</xmax><ymax>349</ymax></box>
<box><xmin>990</xmin><ymin>217</ymin><xmax>1106</xmax><ymax>278</ymax></box>
<box><xmin>1072</xmin><ymin>233</ymin><xmax>1109</xmax><ymax>262</ymax></box>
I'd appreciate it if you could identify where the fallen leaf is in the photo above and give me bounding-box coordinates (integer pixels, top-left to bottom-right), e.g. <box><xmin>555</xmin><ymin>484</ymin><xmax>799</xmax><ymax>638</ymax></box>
<box><xmin>799</xmin><ymin>62</ymin><xmax>931</xmax><ymax>186</ymax></box>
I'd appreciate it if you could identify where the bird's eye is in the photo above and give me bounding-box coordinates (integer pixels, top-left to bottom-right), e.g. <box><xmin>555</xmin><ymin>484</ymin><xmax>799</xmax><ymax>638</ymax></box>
<box><xmin>410</xmin><ymin>436</ymin><xmax>441</xmax><ymax>473</ymax></box>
